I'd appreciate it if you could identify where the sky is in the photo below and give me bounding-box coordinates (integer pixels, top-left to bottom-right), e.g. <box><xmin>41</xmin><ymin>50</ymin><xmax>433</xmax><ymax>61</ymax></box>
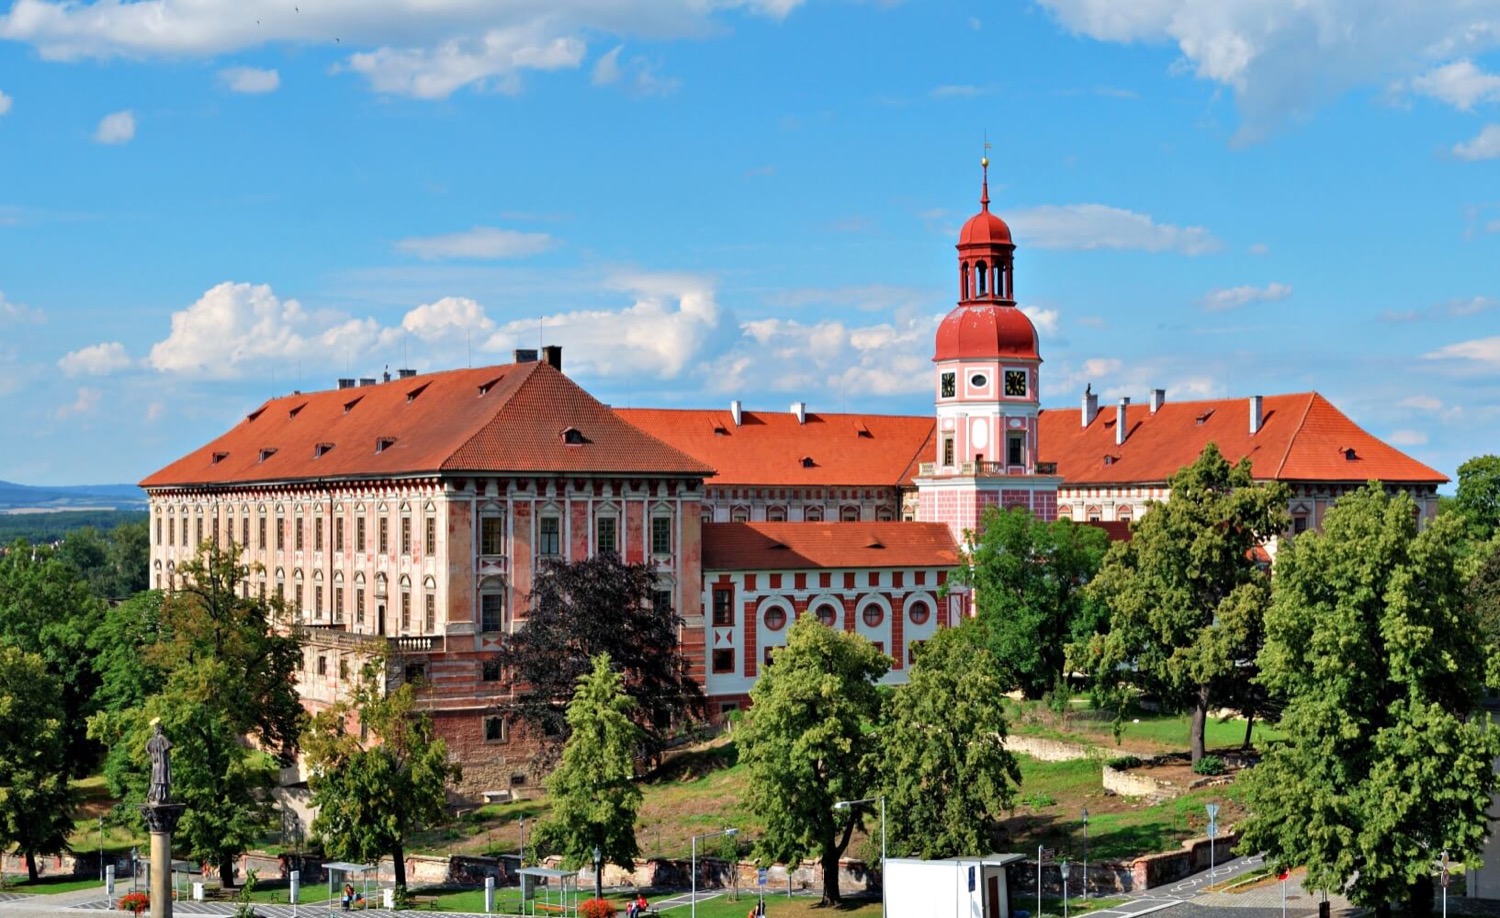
<box><xmin>0</xmin><ymin>0</ymin><xmax>1497</xmax><ymax>487</ymax></box>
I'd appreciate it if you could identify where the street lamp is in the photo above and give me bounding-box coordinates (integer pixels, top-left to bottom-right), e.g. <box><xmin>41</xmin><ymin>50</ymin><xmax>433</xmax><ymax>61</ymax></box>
<box><xmin>1060</xmin><ymin>860</ymin><xmax>1071</xmax><ymax>918</ymax></box>
<box><xmin>518</xmin><ymin>818</ymin><xmax>526</xmax><ymax>866</ymax></box>
<box><xmin>1081</xmin><ymin>808</ymin><xmax>1089</xmax><ymax>901</ymax></box>
<box><xmin>692</xmin><ymin>828</ymin><xmax>739</xmax><ymax>918</ymax></box>
<box><xmin>99</xmin><ymin>816</ymin><xmax>105</xmax><ymax>882</ymax></box>
<box><xmin>834</xmin><ymin>797</ymin><xmax>886</xmax><ymax>918</ymax></box>
<box><xmin>592</xmin><ymin>846</ymin><xmax>603</xmax><ymax>901</ymax></box>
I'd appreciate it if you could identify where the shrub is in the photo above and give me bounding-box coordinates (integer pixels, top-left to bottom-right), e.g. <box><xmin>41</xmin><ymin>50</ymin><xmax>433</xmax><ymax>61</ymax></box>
<box><xmin>1193</xmin><ymin>755</ymin><xmax>1226</xmax><ymax>776</ymax></box>
<box><xmin>1107</xmin><ymin>755</ymin><xmax>1143</xmax><ymax>770</ymax></box>
<box><xmin>579</xmin><ymin>898</ymin><xmax>617</xmax><ymax>918</ymax></box>
<box><xmin>1020</xmin><ymin>791</ymin><xmax>1056</xmax><ymax>809</ymax></box>
<box><xmin>119</xmin><ymin>892</ymin><xmax>150</xmax><ymax>916</ymax></box>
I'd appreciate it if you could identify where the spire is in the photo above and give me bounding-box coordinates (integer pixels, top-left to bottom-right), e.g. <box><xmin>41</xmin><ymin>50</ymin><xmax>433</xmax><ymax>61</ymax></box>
<box><xmin>980</xmin><ymin>156</ymin><xmax>990</xmax><ymax>212</ymax></box>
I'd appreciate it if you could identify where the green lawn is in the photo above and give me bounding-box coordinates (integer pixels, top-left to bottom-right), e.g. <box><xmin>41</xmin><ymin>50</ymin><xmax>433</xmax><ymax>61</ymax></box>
<box><xmin>1004</xmin><ymin>699</ymin><xmax>1284</xmax><ymax>757</ymax></box>
<box><xmin>0</xmin><ymin>876</ymin><xmax>109</xmax><ymax>894</ymax></box>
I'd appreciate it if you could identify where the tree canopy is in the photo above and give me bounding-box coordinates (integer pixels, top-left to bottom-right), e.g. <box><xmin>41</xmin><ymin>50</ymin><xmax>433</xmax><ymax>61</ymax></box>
<box><xmin>1239</xmin><ymin>485</ymin><xmax>1499</xmax><ymax>914</ymax></box>
<box><xmin>881</xmin><ymin>622</ymin><xmax>1020</xmax><ymax>858</ymax></box>
<box><xmin>0</xmin><ymin>644</ymin><xmax>74</xmax><ymax>881</ymax></box>
<box><xmin>1078</xmin><ymin>444</ymin><xmax>1289</xmax><ymax>762</ymax></box>
<box><xmin>1455</xmin><ymin>454</ymin><xmax>1500</xmax><ymax>542</ymax></box>
<box><xmin>303</xmin><ymin>661</ymin><xmax>460</xmax><ymax>891</ymax></box>
<box><xmin>533</xmin><ymin>654</ymin><xmax>644</xmax><ymax>900</ymax></box>
<box><xmin>740</xmin><ymin>615</ymin><xmax>889</xmax><ymax>906</ymax></box>
<box><xmin>496</xmin><ymin>554</ymin><xmax>703</xmax><ymax>762</ymax></box>
<box><xmin>960</xmin><ymin>507</ymin><xmax>1109</xmax><ymax>699</ymax></box>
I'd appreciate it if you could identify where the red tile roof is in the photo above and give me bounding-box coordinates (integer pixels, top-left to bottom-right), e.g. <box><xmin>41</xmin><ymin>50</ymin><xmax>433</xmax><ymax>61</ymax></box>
<box><xmin>613</xmin><ymin>408</ymin><xmax>936</xmax><ymax>488</ymax></box>
<box><xmin>1037</xmin><ymin>392</ymin><xmax>1446</xmax><ymax>486</ymax></box>
<box><xmin>142</xmin><ymin>361</ymin><xmax>713</xmax><ymax>489</ymax></box>
<box><xmin>702</xmin><ymin>522</ymin><xmax>959</xmax><ymax>571</ymax></box>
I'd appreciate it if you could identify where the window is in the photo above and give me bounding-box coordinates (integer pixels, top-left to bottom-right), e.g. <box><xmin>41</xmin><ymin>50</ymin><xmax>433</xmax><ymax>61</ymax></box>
<box><xmin>1293</xmin><ymin>515</ymin><xmax>1308</xmax><ymax>535</ymax></box>
<box><xmin>941</xmin><ymin>371</ymin><xmax>956</xmax><ymax>398</ymax></box>
<box><xmin>314</xmin><ymin>585</ymin><xmax>324</xmax><ymax>620</ymax></box>
<box><xmin>766</xmin><ymin>506</ymin><xmax>786</xmax><ymax>522</ymax></box>
<box><xmin>295</xmin><ymin>583</ymin><xmax>304</xmax><ymax>612</ymax></box>
<box><xmin>425</xmin><ymin>594</ymin><xmax>436</xmax><ymax>632</ymax></box>
<box><xmin>259</xmin><ymin>516</ymin><xmax>267</xmax><ymax>549</ymax></box>
<box><xmin>314</xmin><ymin>516</ymin><xmax>323</xmax><ymax>552</ymax></box>
<box><xmin>156</xmin><ymin>517</ymin><xmax>162</xmax><ymax>546</ymax></box>
<box><xmin>482</xmin><ymin>659</ymin><xmax>502</xmax><ymax>682</ymax></box>
<box><xmin>712</xmin><ymin>588</ymin><xmax>734</xmax><ymax>627</ymax></box>
<box><xmin>334</xmin><ymin>517</ymin><xmax>345</xmax><ymax>552</ymax></box>
<box><xmin>401</xmin><ymin>591</ymin><xmax>411</xmax><ymax>630</ymax></box>
<box><xmin>908</xmin><ymin>601</ymin><xmax>931</xmax><ymax>626</ymax></box>
<box><xmin>195</xmin><ymin>517</ymin><xmax>202</xmax><ymax>546</ymax></box>
<box><xmin>404</xmin><ymin>662</ymin><xmax>426</xmax><ymax>684</ymax></box>
<box><xmin>862</xmin><ymin>605</ymin><xmax>884</xmax><ymax>628</ymax></box>
<box><xmin>805</xmin><ymin>506</ymin><xmax>824</xmax><ymax>522</ymax></box>
<box><xmin>481</xmin><ymin>593</ymin><xmax>505</xmax><ymax>633</ymax></box>
<box><xmin>764</xmin><ymin>607</ymin><xmax>787</xmax><ymax>631</ymax></box>
<box><xmin>317</xmin><ymin>655</ymin><xmax>328</xmax><ymax>676</ymax></box>
<box><xmin>484</xmin><ymin>716</ymin><xmax>508</xmax><ymax>743</ymax></box>
<box><xmin>651</xmin><ymin>516</ymin><xmax>672</xmax><ymax>556</ymax></box>
<box><xmin>168</xmin><ymin>517</ymin><xmax>175</xmax><ymax>546</ymax></box>
<box><xmin>712</xmin><ymin>649</ymin><xmax>735</xmax><ymax>673</ymax></box>
<box><xmin>539</xmin><ymin>516</ymin><xmax>561</xmax><ymax>557</ymax></box>
<box><xmin>943</xmin><ymin>436</ymin><xmax>955</xmax><ymax>467</ymax></box>
<box><xmin>596</xmin><ymin>516</ymin><xmax>618</xmax><ymax>555</ymax></box>
<box><xmin>276</xmin><ymin>517</ymin><xmax>285</xmax><ymax>551</ymax></box>
<box><xmin>425</xmin><ymin>517</ymin><xmax>436</xmax><ymax>555</ymax></box>
<box><xmin>815</xmin><ymin>604</ymin><xmax>838</xmax><ymax>627</ymax></box>
<box><xmin>1008</xmin><ymin>432</ymin><xmax>1025</xmax><ymax>467</ymax></box>
<box><xmin>339</xmin><ymin>659</ymin><xmax>348</xmax><ymax>680</ymax></box>
<box><xmin>480</xmin><ymin>516</ymin><xmax>504</xmax><ymax>555</ymax></box>
<box><xmin>840</xmin><ymin>506</ymin><xmax>860</xmax><ymax>522</ymax></box>
<box><xmin>653</xmin><ymin>589</ymin><xmax>673</xmax><ymax>617</ymax></box>
<box><xmin>356</xmin><ymin>589</ymin><xmax>366</xmax><ymax>626</ymax></box>
<box><xmin>295</xmin><ymin>518</ymin><xmax>304</xmax><ymax>551</ymax></box>
<box><xmin>731</xmin><ymin>507</ymin><xmax>749</xmax><ymax>523</ymax></box>
<box><xmin>378</xmin><ymin>517</ymin><xmax>389</xmax><ymax>554</ymax></box>
<box><xmin>241</xmin><ymin>518</ymin><xmax>249</xmax><ymax>548</ymax></box>
<box><xmin>334</xmin><ymin>586</ymin><xmax>344</xmax><ymax>623</ymax></box>
<box><xmin>356</xmin><ymin>517</ymin><xmax>366</xmax><ymax>552</ymax></box>
<box><xmin>401</xmin><ymin>517</ymin><xmax>412</xmax><ymax>555</ymax></box>
<box><xmin>970</xmin><ymin>373</ymin><xmax>988</xmax><ymax>388</ymax></box>
<box><xmin>908</xmin><ymin>640</ymin><xmax>927</xmax><ymax>665</ymax></box>
<box><xmin>873</xmin><ymin>641</ymin><xmax>886</xmax><ymax>655</ymax></box>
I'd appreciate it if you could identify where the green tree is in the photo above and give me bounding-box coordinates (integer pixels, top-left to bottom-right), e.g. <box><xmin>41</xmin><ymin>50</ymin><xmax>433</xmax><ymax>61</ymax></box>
<box><xmin>0</xmin><ymin>538</ymin><xmax>107</xmax><ymax>775</ymax></box>
<box><xmin>496</xmin><ymin>555</ymin><xmax>703</xmax><ymax>763</ymax></box>
<box><xmin>958</xmin><ymin>507</ymin><xmax>1109</xmax><ymax>698</ymax></box>
<box><xmin>534</xmin><ymin>654</ymin><xmax>644</xmax><ymax>900</ymax></box>
<box><xmin>0</xmin><ymin>645</ymin><xmax>74</xmax><ymax>881</ymax></box>
<box><xmin>1468</xmin><ymin>542</ymin><xmax>1500</xmax><ymax>685</ymax></box>
<box><xmin>1455</xmin><ymin>455</ymin><xmax>1500</xmax><ymax>542</ymax></box>
<box><xmin>1078</xmin><ymin>444</ymin><xmax>1289</xmax><ymax>762</ymax></box>
<box><xmin>55</xmin><ymin>519</ymin><xmax>148</xmax><ymax>600</ymax></box>
<box><xmin>87</xmin><ymin>541</ymin><xmax>304</xmax><ymax>886</ymax></box>
<box><xmin>740</xmin><ymin>615</ymin><xmax>889</xmax><ymax>906</ymax></box>
<box><xmin>1238</xmin><ymin>485</ymin><xmax>1500</xmax><ymax>916</ymax></box>
<box><xmin>880</xmin><ymin>623</ymin><xmax>1020</xmax><ymax>858</ymax></box>
<box><xmin>303</xmin><ymin>662</ymin><xmax>460</xmax><ymax>892</ymax></box>
<box><xmin>90</xmin><ymin>590</ymin><xmax>167</xmax><ymax>716</ymax></box>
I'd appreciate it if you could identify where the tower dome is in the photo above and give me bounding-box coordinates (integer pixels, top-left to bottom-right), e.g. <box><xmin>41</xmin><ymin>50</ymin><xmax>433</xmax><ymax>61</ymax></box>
<box><xmin>934</xmin><ymin>302</ymin><xmax>1038</xmax><ymax>361</ymax></box>
<box><xmin>936</xmin><ymin>156</ymin><xmax>1034</xmax><ymax>361</ymax></box>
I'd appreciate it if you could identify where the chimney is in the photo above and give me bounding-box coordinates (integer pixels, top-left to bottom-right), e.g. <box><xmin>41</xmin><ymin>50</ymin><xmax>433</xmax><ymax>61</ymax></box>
<box><xmin>791</xmin><ymin>401</ymin><xmax>807</xmax><ymax>425</ymax></box>
<box><xmin>1249</xmin><ymin>395</ymin><xmax>1263</xmax><ymax>435</ymax></box>
<box><xmin>513</xmin><ymin>348</ymin><xmax>538</xmax><ymax>364</ymax></box>
<box><xmin>730</xmin><ymin>400</ymin><xmax>743</xmax><ymax>427</ymax></box>
<box><xmin>1082</xmin><ymin>388</ymin><xmax>1099</xmax><ymax>427</ymax></box>
<box><xmin>1150</xmin><ymin>388</ymin><xmax>1166</xmax><ymax>414</ymax></box>
<box><xmin>337</xmin><ymin>378</ymin><xmax>356</xmax><ymax>390</ymax></box>
<box><xmin>397</xmin><ymin>368</ymin><xmax>417</xmax><ymax>379</ymax></box>
<box><xmin>1115</xmin><ymin>398</ymin><xmax>1130</xmax><ymax>446</ymax></box>
<box><xmin>359</xmin><ymin>377</ymin><xmax>376</xmax><ymax>387</ymax></box>
<box><xmin>542</xmin><ymin>345</ymin><xmax>563</xmax><ymax>371</ymax></box>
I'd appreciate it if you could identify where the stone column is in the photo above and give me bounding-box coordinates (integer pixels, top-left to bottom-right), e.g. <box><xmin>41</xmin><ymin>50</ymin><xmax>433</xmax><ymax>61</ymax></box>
<box><xmin>140</xmin><ymin>804</ymin><xmax>186</xmax><ymax>918</ymax></box>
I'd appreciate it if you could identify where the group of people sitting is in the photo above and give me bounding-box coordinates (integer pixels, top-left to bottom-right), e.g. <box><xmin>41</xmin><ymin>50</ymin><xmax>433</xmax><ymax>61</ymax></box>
<box><xmin>625</xmin><ymin>894</ymin><xmax>651</xmax><ymax>918</ymax></box>
<box><xmin>340</xmin><ymin>884</ymin><xmax>365</xmax><ymax>911</ymax></box>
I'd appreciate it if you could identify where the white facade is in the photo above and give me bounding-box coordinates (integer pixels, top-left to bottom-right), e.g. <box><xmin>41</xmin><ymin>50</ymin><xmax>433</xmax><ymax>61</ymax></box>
<box><xmin>885</xmin><ymin>856</ymin><xmax>1023</xmax><ymax>918</ymax></box>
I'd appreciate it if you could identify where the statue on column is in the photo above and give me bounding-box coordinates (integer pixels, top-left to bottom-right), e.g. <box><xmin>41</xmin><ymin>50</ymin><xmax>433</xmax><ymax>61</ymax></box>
<box><xmin>146</xmin><ymin>720</ymin><xmax>172</xmax><ymax>806</ymax></box>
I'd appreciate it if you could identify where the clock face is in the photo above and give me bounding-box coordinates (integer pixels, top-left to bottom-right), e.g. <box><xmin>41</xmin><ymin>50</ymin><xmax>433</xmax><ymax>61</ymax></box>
<box><xmin>970</xmin><ymin>373</ymin><xmax>988</xmax><ymax>388</ymax></box>
<box><xmin>941</xmin><ymin>372</ymin><xmax>956</xmax><ymax>398</ymax></box>
<box><xmin>1004</xmin><ymin>370</ymin><xmax>1027</xmax><ymax>397</ymax></box>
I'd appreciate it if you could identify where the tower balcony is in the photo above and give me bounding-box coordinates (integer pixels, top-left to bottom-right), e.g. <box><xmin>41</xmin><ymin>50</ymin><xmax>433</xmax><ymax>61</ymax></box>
<box><xmin>918</xmin><ymin>460</ymin><xmax>1058</xmax><ymax>477</ymax></box>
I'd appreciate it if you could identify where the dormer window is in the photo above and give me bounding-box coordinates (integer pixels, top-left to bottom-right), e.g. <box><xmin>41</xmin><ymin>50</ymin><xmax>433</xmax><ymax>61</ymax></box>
<box><xmin>1195</xmin><ymin>411</ymin><xmax>1214</xmax><ymax>426</ymax></box>
<box><xmin>406</xmin><ymin>383</ymin><xmax>429</xmax><ymax>403</ymax></box>
<box><xmin>211</xmin><ymin>451</ymin><xmax>229</xmax><ymax>465</ymax></box>
<box><xmin>288</xmin><ymin>402</ymin><xmax>307</xmax><ymax>419</ymax></box>
<box><xmin>376</xmin><ymin>437</ymin><xmax>396</xmax><ymax>454</ymax></box>
<box><xmin>800</xmin><ymin>456</ymin><xmax>816</xmax><ymax>468</ymax></box>
<box><xmin>258</xmin><ymin>448</ymin><xmax>277</xmax><ymax>463</ymax></box>
<box><xmin>246</xmin><ymin>408</ymin><xmax>265</xmax><ymax>423</ymax></box>
<box><xmin>478</xmin><ymin>377</ymin><xmax>500</xmax><ymax>396</ymax></box>
<box><xmin>562</xmin><ymin>427</ymin><xmax>585</xmax><ymax>446</ymax></box>
<box><xmin>1343</xmin><ymin>447</ymin><xmax>1359</xmax><ymax>461</ymax></box>
<box><xmin>314</xmin><ymin>443</ymin><xmax>334</xmax><ymax>458</ymax></box>
<box><xmin>343</xmin><ymin>396</ymin><xmax>362</xmax><ymax>415</ymax></box>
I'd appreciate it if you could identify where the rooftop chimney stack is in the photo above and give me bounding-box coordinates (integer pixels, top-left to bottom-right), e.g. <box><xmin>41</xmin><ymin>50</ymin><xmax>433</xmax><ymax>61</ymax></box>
<box><xmin>1116</xmin><ymin>398</ymin><xmax>1130</xmax><ymax>446</ymax></box>
<box><xmin>397</xmin><ymin>368</ymin><xmax>417</xmax><ymax>379</ymax></box>
<box><xmin>514</xmin><ymin>348</ymin><xmax>538</xmax><ymax>364</ymax></box>
<box><xmin>1150</xmin><ymin>388</ymin><xmax>1166</xmax><ymax>414</ymax></box>
<box><xmin>541</xmin><ymin>345</ymin><xmax>563</xmax><ymax>371</ymax></box>
<box><xmin>359</xmin><ymin>377</ymin><xmax>376</xmax><ymax>387</ymax></box>
<box><xmin>791</xmin><ymin>401</ymin><xmax>807</xmax><ymax>425</ymax></box>
<box><xmin>337</xmin><ymin>378</ymin><xmax>355</xmax><ymax>390</ymax></box>
<box><xmin>1082</xmin><ymin>388</ymin><xmax>1099</xmax><ymax>427</ymax></box>
<box><xmin>730</xmin><ymin>400</ymin><xmax>743</xmax><ymax>427</ymax></box>
<box><xmin>1249</xmin><ymin>395</ymin><xmax>1264</xmax><ymax>435</ymax></box>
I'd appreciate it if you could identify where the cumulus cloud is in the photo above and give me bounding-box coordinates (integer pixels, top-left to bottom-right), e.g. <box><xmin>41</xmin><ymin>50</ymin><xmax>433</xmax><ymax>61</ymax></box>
<box><xmin>0</xmin><ymin>89</ymin><xmax>10</xmax><ymax>115</ymax></box>
<box><xmin>592</xmin><ymin>45</ymin><xmax>624</xmax><ymax>85</ymax></box>
<box><xmin>1425</xmin><ymin>336</ymin><xmax>1500</xmax><ymax>369</ymax></box>
<box><xmin>713</xmin><ymin>311</ymin><xmax>939</xmax><ymax>398</ymax></box>
<box><xmin>1406</xmin><ymin>59</ymin><xmax>1500</xmax><ymax>110</ymax></box>
<box><xmin>1199</xmin><ymin>281</ymin><xmax>1292</xmax><ymax>312</ymax></box>
<box><xmin>1036</xmin><ymin>0</ymin><xmax>1500</xmax><ymax>141</ymax></box>
<box><xmin>56</xmin><ymin>386</ymin><xmax>102</xmax><ymax>419</ymax></box>
<box><xmin>94</xmin><ymin>109</ymin><xmax>135</xmax><ymax>144</ymax></box>
<box><xmin>0</xmin><ymin>291</ymin><xmax>44</xmax><ymax>325</ymax></box>
<box><xmin>1399</xmin><ymin>395</ymin><xmax>1444</xmax><ymax>411</ymax></box>
<box><xmin>1021</xmin><ymin>306</ymin><xmax>1061</xmax><ymax>336</ymax></box>
<box><xmin>394</xmin><ymin>226</ymin><xmax>554</xmax><ymax>260</ymax></box>
<box><xmin>218</xmin><ymin>66</ymin><xmax>280</xmax><ymax>93</ymax></box>
<box><xmin>1008</xmin><ymin>204</ymin><xmax>1222</xmax><ymax>254</ymax></box>
<box><xmin>59</xmin><ymin>341</ymin><xmax>132</xmax><ymax>376</ymax></box>
<box><xmin>1455</xmin><ymin>124</ymin><xmax>1500</xmax><ymax>161</ymax></box>
<box><xmin>1387</xmin><ymin>429</ymin><xmax>1429</xmax><ymax>447</ymax></box>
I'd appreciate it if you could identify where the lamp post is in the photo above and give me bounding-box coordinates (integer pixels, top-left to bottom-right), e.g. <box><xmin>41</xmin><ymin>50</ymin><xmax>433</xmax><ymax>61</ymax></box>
<box><xmin>99</xmin><ymin>817</ymin><xmax>105</xmax><ymax>881</ymax></box>
<box><xmin>1060</xmin><ymin>860</ymin><xmax>1071</xmax><ymax>918</ymax></box>
<box><xmin>692</xmin><ymin>828</ymin><xmax>739</xmax><ymax>918</ymax></box>
<box><xmin>833</xmin><ymin>796</ymin><xmax>886</xmax><ymax>918</ymax></box>
<box><xmin>1206</xmin><ymin>803</ymin><xmax>1220</xmax><ymax>886</ymax></box>
<box><xmin>518</xmin><ymin>817</ymin><xmax>526</xmax><ymax>866</ymax></box>
<box><xmin>592</xmin><ymin>846</ymin><xmax>602</xmax><ymax>901</ymax></box>
<box><xmin>1081</xmin><ymin>808</ymin><xmax>1089</xmax><ymax>901</ymax></box>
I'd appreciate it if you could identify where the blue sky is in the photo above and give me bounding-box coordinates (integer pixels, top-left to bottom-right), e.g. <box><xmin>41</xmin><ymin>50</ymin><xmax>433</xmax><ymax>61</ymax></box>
<box><xmin>0</xmin><ymin>0</ymin><xmax>1497</xmax><ymax>486</ymax></box>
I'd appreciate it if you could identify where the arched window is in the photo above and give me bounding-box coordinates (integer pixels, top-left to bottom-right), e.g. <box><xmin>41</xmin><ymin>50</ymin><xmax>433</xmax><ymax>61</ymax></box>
<box><xmin>814</xmin><ymin>603</ymin><xmax>839</xmax><ymax>628</ymax></box>
<box><xmin>862</xmin><ymin>604</ymin><xmax>884</xmax><ymax>628</ymax></box>
<box><xmin>908</xmin><ymin>600</ymin><xmax>931</xmax><ymax>626</ymax></box>
<box><xmin>805</xmin><ymin>506</ymin><xmax>824</xmax><ymax>523</ymax></box>
<box><xmin>976</xmin><ymin>260</ymin><xmax>989</xmax><ymax>295</ymax></box>
<box><xmin>764</xmin><ymin>606</ymin><xmax>787</xmax><ymax>631</ymax></box>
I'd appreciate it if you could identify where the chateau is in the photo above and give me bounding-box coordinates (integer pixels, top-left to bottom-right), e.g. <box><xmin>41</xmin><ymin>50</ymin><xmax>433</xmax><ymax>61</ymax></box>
<box><xmin>142</xmin><ymin>164</ymin><xmax>1445</xmax><ymax>790</ymax></box>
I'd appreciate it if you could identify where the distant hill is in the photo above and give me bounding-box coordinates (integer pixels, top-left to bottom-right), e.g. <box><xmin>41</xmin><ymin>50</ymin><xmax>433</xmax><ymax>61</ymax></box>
<box><xmin>0</xmin><ymin>480</ymin><xmax>148</xmax><ymax>512</ymax></box>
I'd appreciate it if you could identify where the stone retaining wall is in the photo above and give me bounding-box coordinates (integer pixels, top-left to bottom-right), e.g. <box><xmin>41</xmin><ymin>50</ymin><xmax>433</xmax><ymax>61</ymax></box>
<box><xmin>1102</xmin><ymin>765</ymin><xmax>1182</xmax><ymax>800</ymax></box>
<box><xmin>1003</xmin><ymin>735</ymin><xmax>1096</xmax><ymax>762</ymax></box>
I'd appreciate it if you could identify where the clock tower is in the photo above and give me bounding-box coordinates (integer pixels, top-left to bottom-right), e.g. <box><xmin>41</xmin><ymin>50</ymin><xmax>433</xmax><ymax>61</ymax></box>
<box><xmin>915</xmin><ymin>158</ymin><xmax>1061</xmax><ymax>545</ymax></box>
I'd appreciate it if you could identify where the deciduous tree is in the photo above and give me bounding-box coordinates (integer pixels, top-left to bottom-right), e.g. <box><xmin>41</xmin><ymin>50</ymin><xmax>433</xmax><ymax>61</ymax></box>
<box><xmin>1239</xmin><ymin>486</ymin><xmax>1500</xmax><ymax>915</ymax></box>
<box><xmin>0</xmin><ymin>645</ymin><xmax>74</xmax><ymax>881</ymax></box>
<box><xmin>533</xmin><ymin>654</ymin><xmax>643</xmax><ymax>900</ymax></box>
<box><xmin>1078</xmin><ymin>444</ymin><xmax>1289</xmax><ymax>762</ymax></box>
<box><xmin>1455</xmin><ymin>454</ymin><xmax>1500</xmax><ymax>542</ymax></box>
<box><xmin>881</xmin><ymin>623</ymin><xmax>1020</xmax><ymax>858</ymax></box>
<box><xmin>303</xmin><ymin>662</ymin><xmax>461</xmax><ymax>892</ymax></box>
<box><xmin>959</xmin><ymin>507</ymin><xmax>1109</xmax><ymax>698</ymax></box>
<box><xmin>740</xmin><ymin>615</ymin><xmax>888</xmax><ymax>906</ymax></box>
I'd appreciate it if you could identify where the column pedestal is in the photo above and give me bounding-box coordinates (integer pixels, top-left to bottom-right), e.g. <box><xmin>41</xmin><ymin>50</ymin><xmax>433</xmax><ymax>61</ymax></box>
<box><xmin>141</xmin><ymin>804</ymin><xmax>186</xmax><ymax>918</ymax></box>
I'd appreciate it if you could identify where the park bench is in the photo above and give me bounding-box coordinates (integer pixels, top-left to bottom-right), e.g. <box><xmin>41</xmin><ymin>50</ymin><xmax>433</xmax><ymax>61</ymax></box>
<box><xmin>406</xmin><ymin>895</ymin><xmax>440</xmax><ymax>911</ymax></box>
<box><xmin>533</xmin><ymin>903</ymin><xmax>568</xmax><ymax>914</ymax></box>
<box><xmin>481</xmin><ymin>790</ymin><xmax>513</xmax><ymax>805</ymax></box>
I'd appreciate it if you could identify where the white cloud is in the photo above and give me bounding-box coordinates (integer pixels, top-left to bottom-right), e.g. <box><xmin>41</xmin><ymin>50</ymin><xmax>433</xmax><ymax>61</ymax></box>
<box><xmin>56</xmin><ymin>386</ymin><xmax>102</xmax><ymax>419</ymax></box>
<box><xmin>1248</xmin><ymin>242</ymin><xmax>1270</xmax><ymax>255</ymax></box>
<box><xmin>1021</xmin><ymin>305</ymin><xmax>1061</xmax><ymax>337</ymax></box>
<box><xmin>1455</xmin><ymin>124</ymin><xmax>1500</xmax><ymax>161</ymax></box>
<box><xmin>589</xmin><ymin>44</ymin><xmax>678</xmax><ymax>95</ymax></box>
<box><xmin>592</xmin><ymin>45</ymin><xmax>624</xmax><ymax>85</ymax></box>
<box><xmin>1406</xmin><ymin>59</ymin><xmax>1500</xmax><ymax>110</ymax></box>
<box><xmin>394</xmin><ymin>226</ymin><xmax>554</xmax><ymax>260</ymax></box>
<box><xmin>1425</xmin><ymin>336</ymin><xmax>1500</xmax><ymax>368</ymax></box>
<box><xmin>1008</xmin><ymin>203</ymin><xmax>1222</xmax><ymax>254</ymax></box>
<box><xmin>94</xmin><ymin>109</ymin><xmax>135</xmax><ymax>144</ymax></box>
<box><xmin>1380</xmin><ymin>295</ymin><xmax>1496</xmax><ymax>323</ymax></box>
<box><xmin>59</xmin><ymin>341</ymin><xmax>132</xmax><ymax>376</ymax></box>
<box><xmin>0</xmin><ymin>291</ymin><xmax>44</xmax><ymax>325</ymax></box>
<box><xmin>218</xmin><ymin>66</ymin><xmax>280</xmax><ymax>94</ymax></box>
<box><xmin>342</xmin><ymin>29</ymin><xmax>586</xmax><ymax>99</ymax></box>
<box><xmin>714</xmin><ymin>311</ymin><xmax>939</xmax><ymax>398</ymax></box>
<box><xmin>401</xmin><ymin>296</ymin><xmax>494</xmax><ymax>342</ymax></box>
<box><xmin>0</xmin><ymin>89</ymin><xmax>10</xmax><ymax>115</ymax></box>
<box><xmin>1036</xmin><ymin>1</ymin><xmax>1500</xmax><ymax>141</ymax></box>
<box><xmin>1199</xmin><ymin>281</ymin><xmax>1291</xmax><ymax>312</ymax></box>
<box><xmin>1398</xmin><ymin>395</ymin><xmax>1444</xmax><ymax>411</ymax></box>
<box><xmin>1387</xmin><ymin>429</ymin><xmax>1429</xmax><ymax>447</ymax></box>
